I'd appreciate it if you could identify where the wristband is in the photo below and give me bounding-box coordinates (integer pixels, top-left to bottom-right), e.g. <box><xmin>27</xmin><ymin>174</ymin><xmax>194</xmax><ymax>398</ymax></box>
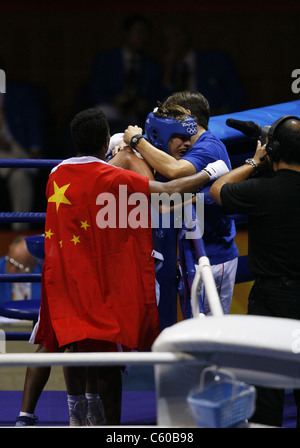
<box><xmin>245</xmin><ymin>158</ymin><xmax>258</xmax><ymax>171</ymax></box>
<box><xmin>202</xmin><ymin>168</ymin><xmax>212</xmax><ymax>177</ymax></box>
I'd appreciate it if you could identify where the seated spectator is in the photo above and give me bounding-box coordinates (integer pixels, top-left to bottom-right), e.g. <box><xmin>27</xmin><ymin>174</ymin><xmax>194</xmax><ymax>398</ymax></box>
<box><xmin>0</xmin><ymin>59</ymin><xmax>53</xmax><ymax>215</ymax></box>
<box><xmin>0</xmin><ymin>98</ymin><xmax>36</xmax><ymax>230</ymax></box>
<box><xmin>2</xmin><ymin>81</ymin><xmax>47</xmax><ymax>158</ymax></box>
<box><xmin>89</xmin><ymin>15</ymin><xmax>161</xmax><ymax>134</ymax></box>
<box><xmin>161</xmin><ymin>24</ymin><xmax>246</xmax><ymax>115</ymax></box>
<box><xmin>0</xmin><ymin>235</ymin><xmax>42</xmax><ymax>307</ymax></box>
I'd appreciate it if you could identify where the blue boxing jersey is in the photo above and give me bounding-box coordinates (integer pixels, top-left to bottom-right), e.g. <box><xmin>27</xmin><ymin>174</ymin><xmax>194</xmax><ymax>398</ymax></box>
<box><xmin>182</xmin><ymin>129</ymin><xmax>232</xmax><ymax>171</ymax></box>
<box><xmin>182</xmin><ymin>130</ymin><xmax>238</xmax><ymax>265</ymax></box>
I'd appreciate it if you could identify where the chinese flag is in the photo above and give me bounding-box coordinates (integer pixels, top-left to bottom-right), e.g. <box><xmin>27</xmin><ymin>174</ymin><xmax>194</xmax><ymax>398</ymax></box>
<box><xmin>35</xmin><ymin>157</ymin><xmax>160</xmax><ymax>352</ymax></box>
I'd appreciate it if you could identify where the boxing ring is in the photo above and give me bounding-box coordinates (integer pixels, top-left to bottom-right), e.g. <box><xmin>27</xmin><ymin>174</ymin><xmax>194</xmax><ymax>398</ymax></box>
<box><xmin>1</xmin><ymin>100</ymin><xmax>300</xmax><ymax>427</ymax></box>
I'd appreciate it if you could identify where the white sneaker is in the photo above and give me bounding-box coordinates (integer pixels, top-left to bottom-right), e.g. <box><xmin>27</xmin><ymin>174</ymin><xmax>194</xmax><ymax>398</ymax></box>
<box><xmin>69</xmin><ymin>398</ymin><xmax>88</xmax><ymax>426</ymax></box>
<box><xmin>87</xmin><ymin>397</ymin><xmax>106</xmax><ymax>426</ymax></box>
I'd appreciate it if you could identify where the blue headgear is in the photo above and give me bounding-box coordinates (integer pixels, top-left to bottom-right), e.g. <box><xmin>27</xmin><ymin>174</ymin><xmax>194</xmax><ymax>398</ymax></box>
<box><xmin>145</xmin><ymin>112</ymin><xmax>198</xmax><ymax>153</ymax></box>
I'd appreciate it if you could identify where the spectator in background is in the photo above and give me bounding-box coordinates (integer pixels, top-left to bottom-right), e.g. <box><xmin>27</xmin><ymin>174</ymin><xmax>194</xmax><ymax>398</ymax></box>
<box><xmin>0</xmin><ymin>96</ymin><xmax>35</xmax><ymax>230</ymax></box>
<box><xmin>0</xmin><ymin>59</ymin><xmax>54</xmax><ymax>215</ymax></box>
<box><xmin>0</xmin><ymin>235</ymin><xmax>42</xmax><ymax>307</ymax></box>
<box><xmin>89</xmin><ymin>15</ymin><xmax>161</xmax><ymax>134</ymax></box>
<box><xmin>160</xmin><ymin>24</ymin><xmax>246</xmax><ymax>115</ymax></box>
<box><xmin>0</xmin><ymin>58</ymin><xmax>46</xmax><ymax>158</ymax></box>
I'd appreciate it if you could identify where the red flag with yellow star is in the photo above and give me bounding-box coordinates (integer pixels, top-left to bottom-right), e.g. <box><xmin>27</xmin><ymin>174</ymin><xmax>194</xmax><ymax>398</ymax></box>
<box><xmin>35</xmin><ymin>156</ymin><xmax>160</xmax><ymax>352</ymax></box>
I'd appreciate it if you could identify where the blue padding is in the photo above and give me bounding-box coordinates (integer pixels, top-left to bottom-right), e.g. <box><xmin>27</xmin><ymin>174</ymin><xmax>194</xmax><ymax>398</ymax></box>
<box><xmin>178</xmin><ymin>227</ymin><xmax>206</xmax><ymax>318</ymax></box>
<box><xmin>192</xmin><ymin>237</ymin><xmax>207</xmax><ymax>260</ymax></box>
<box><xmin>0</xmin><ymin>299</ymin><xmax>40</xmax><ymax>321</ymax></box>
<box><xmin>209</xmin><ymin>100</ymin><xmax>300</xmax><ymax>143</ymax></box>
<box><xmin>155</xmin><ymin>225</ymin><xmax>178</xmax><ymax>330</ymax></box>
<box><xmin>182</xmin><ymin>239</ymin><xmax>197</xmax><ymax>291</ymax></box>
<box><xmin>25</xmin><ymin>235</ymin><xmax>45</xmax><ymax>259</ymax></box>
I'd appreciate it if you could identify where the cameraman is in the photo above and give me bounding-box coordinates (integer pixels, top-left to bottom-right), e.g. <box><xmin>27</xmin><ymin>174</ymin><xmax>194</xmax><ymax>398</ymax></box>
<box><xmin>210</xmin><ymin>115</ymin><xmax>300</xmax><ymax>427</ymax></box>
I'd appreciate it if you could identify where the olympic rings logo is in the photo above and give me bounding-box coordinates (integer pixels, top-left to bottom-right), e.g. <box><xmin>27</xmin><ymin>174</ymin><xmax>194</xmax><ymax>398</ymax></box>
<box><xmin>182</xmin><ymin>122</ymin><xmax>198</xmax><ymax>135</ymax></box>
<box><xmin>186</xmin><ymin>125</ymin><xmax>197</xmax><ymax>135</ymax></box>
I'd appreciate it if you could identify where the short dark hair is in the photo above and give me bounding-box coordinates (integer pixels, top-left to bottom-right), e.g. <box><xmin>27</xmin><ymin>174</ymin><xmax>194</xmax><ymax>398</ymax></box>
<box><xmin>70</xmin><ymin>108</ymin><xmax>110</xmax><ymax>155</ymax></box>
<box><xmin>277</xmin><ymin>118</ymin><xmax>300</xmax><ymax>164</ymax></box>
<box><xmin>162</xmin><ymin>91</ymin><xmax>210</xmax><ymax>130</ymax></box>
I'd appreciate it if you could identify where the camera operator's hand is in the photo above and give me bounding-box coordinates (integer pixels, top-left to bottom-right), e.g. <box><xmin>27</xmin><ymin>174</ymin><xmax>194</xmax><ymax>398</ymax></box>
<box><xmin>253</xmin><ymin>140</ymin><xmax>268</xmax><ymax>169</ymax></box>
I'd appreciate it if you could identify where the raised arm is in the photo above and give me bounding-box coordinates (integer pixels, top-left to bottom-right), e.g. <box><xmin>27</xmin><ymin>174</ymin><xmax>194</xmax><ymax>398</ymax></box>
<box><xmin>123</xmin><ymin>125</ymin><xmax>196</xmax><ymax>179</ymax></box>
<box><xmin>149</xmin><ymin>160</ymin><xmax>229</xmax><ymax>195</ymax></box>
<box><xmin>209</xmin><ymin>140</ymin><xmax>268</xmax><ymax>205</ymax></box>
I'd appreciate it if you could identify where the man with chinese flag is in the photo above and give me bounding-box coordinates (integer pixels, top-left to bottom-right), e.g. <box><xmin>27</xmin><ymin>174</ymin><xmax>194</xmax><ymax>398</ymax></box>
<box><xmin>38</xmin><ymin>149</ymin><xmax>159</xmax><ymax>354</ymax></box>
<box><xmin>35</xmin><ymin>108</ymin><xmax>160</xmax><ymax>425</ymax></box>
<box><xmin>34</xmin><ymin>108</ymin><xmax>228</xmax><ymax>425</ymax></box>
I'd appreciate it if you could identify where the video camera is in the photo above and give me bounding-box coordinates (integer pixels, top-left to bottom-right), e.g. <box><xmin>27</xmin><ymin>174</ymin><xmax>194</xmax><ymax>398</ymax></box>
<box><xmin>226</xmin><ymin>118</ymin><xmax>270</xmax><ymax>144</ymax></box>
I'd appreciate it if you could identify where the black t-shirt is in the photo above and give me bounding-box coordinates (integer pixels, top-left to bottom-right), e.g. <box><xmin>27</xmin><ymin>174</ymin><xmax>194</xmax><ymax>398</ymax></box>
<box><xmin>220</xmin><ymin>169</ymin><xmax>300</xmax><ymax>279</ymax></box>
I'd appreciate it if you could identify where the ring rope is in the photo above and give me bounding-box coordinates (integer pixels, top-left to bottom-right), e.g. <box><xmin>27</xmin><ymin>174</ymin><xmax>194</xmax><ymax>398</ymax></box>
<box><xmin>0</xmin><ymin>159</ymin><xmax>62</xmax><ymax>168</ymax></box>
<box><xmin>0</xmin><ymin>351</ymin><xmax>198</xmax><ymax>368</ymax></box>
<box><xmin>0</xmin><ymin>274</ymin><xmax>41</xmax><ymax>282</ymax></box>
<box><xmin>0</xmin><ymin>212</ymin><xmax>45</xmax><ymax>223</ymax></box>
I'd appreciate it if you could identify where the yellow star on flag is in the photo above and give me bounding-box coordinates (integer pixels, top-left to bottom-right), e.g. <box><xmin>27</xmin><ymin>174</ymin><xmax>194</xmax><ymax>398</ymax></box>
<box><xmin>80</xmin><ymin>220</ymin><xmax>90</xmax><ymax>230</ymax></box>
<box><xmin>48</xmin><ymin>181</ymin><xmax>72</xmax><ymax>212</ymax></box>
<box><xmin>45</xmin><ymin>229</ymin><xmax>54</xmax><ymax>239</ymax></box>
<box><xmin>71</xmin><ymin>235</ymin><xmax>80</xmax><ymax>246</ymax></box>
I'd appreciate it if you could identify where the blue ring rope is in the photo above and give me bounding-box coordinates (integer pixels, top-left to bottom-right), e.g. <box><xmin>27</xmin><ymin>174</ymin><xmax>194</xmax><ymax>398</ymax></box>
<box><xmin>0</xmin><ymin>274</ymin><xmax>41</xmax><ymax>282</ymax></box>
<box><xmin>5</xmin><ymin>332</ymin><xmax>31</xmax><ymax>341</ymax></box>
<box><xmin>0</xmin><ymin>159</ymin><xmax>62</xmax><ymax>168</ymax></box>
<box><xmin>0</xmin><ymin>212</ymin><xmax>45</xmax><ymax>223</ymax></box>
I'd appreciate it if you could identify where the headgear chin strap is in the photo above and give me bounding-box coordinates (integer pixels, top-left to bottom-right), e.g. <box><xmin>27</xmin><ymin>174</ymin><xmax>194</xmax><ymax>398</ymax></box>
<box><xmin>145</xmin><ymin>112</ymin><xmax>198</xmax><ymax>153</ymax></box>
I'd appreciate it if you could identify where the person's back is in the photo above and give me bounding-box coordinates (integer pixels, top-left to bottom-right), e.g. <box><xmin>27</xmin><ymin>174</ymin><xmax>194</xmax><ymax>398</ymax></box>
<box><xmin>216</xmin><ymin>116</ymin><xmax>300</xmax><ymax>280</ymax></box>
<box><xmin>42</xmin><ymin>155</ymin><xmax>159</xmax><ymax>352</ymax></box>
<box><xmin>221</xmin><ymin>164</ymin><xmax>300</xmax><ymax>279</ymax></box>
<box><xmin>18</xmin><ymin>108</ymin><xmax>160</xmax><ymax>427</ymax></box>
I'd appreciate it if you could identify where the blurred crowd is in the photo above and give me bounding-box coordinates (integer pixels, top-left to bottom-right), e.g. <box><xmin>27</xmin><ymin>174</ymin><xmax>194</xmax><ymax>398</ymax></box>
<box><xmin>0</xmin><ymin>14</ymin><xmax>247</xmax><ymax>221</ymax></box>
